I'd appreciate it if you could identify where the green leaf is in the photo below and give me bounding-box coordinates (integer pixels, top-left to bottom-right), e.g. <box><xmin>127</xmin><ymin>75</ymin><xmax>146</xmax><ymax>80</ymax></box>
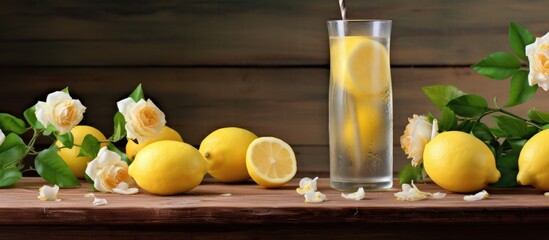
<box><xmin>506</xmin><ymin>139</ymin><xmax>527</xmax><ymax>153</ymax></box>
<box><xmin>526</xmin><ymin>126</ymin><xmax>539</xmax><ymax>138</ymax></box>
<box><xmin>527</xmin><ymin>108</ymin><xmax>549</xmax><ymax>124</ymax></box>
<box><xmin>111</xmin><ymin>112</ymin><xmax>127</xmax><ymax>142</ymax></box>
<box><xmin>129</xmin><ymin>84</ymin><xmax>145</xmax><ymax>102</ymax></box>
<box><xmin>493</xmin><ymin>115</ymin><xmax>528</xmax><ymax>138</ymax></box>
<box><xmin>490</xmin><ymin>168</ymin><xmax>519</xmax><ymax>188</ymax></box>
<box><xmin>421</xmin><ymin>85</ymin><xmax>465</xmax><ymax>110</ymax></box>
<box><xmin>78</xmin><ymin>134</ymin><xmax>101</xmax><ymax>159</ymax></box>
<box><xmin>84</xmin><ymin>173</ymin><xmax>97</xmax><ymax>192</ymax></box>
<box><xmin>35</xmin><ymin>147</ymin><xmax>80</xmax><ymax>187</ymax></box>
<box><xmin>490</xmin><ymin>127</ymin><xmax>508</xmax><ymax>138</ymax></box>
<box><xmin>472</xmin><ymin>52</ymin><xmax>521</xmax><ymax>80</ymax></box>
<box><xmin>60</xmin><ymin>87</ymin><xmax>69</xmax><ymax>94</ymax></box>
<box><xmin>56</xmin><ymin>132</ymin><xmax>74</xmax><ymax>149</ymax></box>
<box><xmin>509</xmin><ymin>22</ymin><xmax>535</xmax><ymax>61</ymax></box>
<box><xmin>0</xmin><ymin>167</ymin><xmax>22</xmax><ymax>188</ymax></box>
<box><xmin>438</xmin><ymin>107</ymin><xmax>458</xmax><ymax>131</ymax></box>
<box><xmin>446</xmin><ymin>94</ymin><xmax>488</xmax><ymax>117</ymax></box>
<box><xmin>542</xmin><ymin>124</ymin><xmax>549</xmax><ymax>130</ymax></box>
<box><xmin>504</xmin><ymin>70</ymin><xmax>537</xmax><ymax>107</ymax></box>
<box><xmin>0</xmin><ymin>133</ymin><xmax>27</xmax><ymax>168</ymax></box>
<box><xmin>456</xmin><ymin>119</ymin><xmax>474</xmax><ymax>133</ymax></box>
<box><xmin>43</xmin><ymin>124</ymin><xmax>58</xmax><ymax>136</ymax></box>
<box><xmin>23</xmin><ymin>106</ymin><xmax>44</xmax><ymax>129</ymax></box>
<box><xmin>398</xmin><ymin>164</ymin><xmax>424</xmax><ymax>184</ymax></box>
<box><xmin>472</xmin><ymin>122</ymin><xmax>494</xmax><ymax>142</ymax></box>
<box><xmin>0</xmin><ymin>113</ymin><xmax>27</xmax><ymax>134</ymax></box>
<box><xmin>489</xmin><ymin>139</ymin><xmax>502</xmax><ymax>158</ymax></box>
<box><xmin>107</xmin><ymin>143</ymin><xmax>131</xmax><ymax>165</ymax></box>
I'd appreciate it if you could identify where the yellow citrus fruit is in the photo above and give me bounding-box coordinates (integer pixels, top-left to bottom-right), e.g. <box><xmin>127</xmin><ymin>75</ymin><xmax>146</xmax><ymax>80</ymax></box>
<box><xmin>128</xmin><ymin>140</ymin><xmax>208</xmax><ymax>195</ymax></box>
<box><xmin>517</xmin><ymin>129</ymin><xmax>549</xmax><ymax>190</ymax></box>
<box><xmin>330</xmin><ymin>36</ymin><xmax>391</xmax><ymax>98</ymax></box>
<box><xmin>343</xmin><ymin>100</ymin><xmax>384</xmax><ymax>153</ymax></box>
<box><xmin>125</xmin><ymin>126</ymin><xmax>183</xmax><ymax>161</ymax></box>
<box><xmin>246</xmin><ymin>137</ymin><xmax>297</xmax><ymax>188</ymax></box>
<box><xmin>55</xmin><ymin>125</ymin><xmax>107</xmax><ymax>179</ymax></box>
<box><xmin>423</xmin><ymin>131</ymin><xmax>500</xmax><ymax>193</ymax></box>
<box><xmin>199</xmin><ymin>127</ymin><xmax>258</xmax><ymax>183</ymax></box>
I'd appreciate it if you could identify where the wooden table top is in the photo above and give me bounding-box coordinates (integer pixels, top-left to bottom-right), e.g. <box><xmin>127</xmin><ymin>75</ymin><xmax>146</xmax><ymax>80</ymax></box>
<box><xmin>2</xmin><ymin>177</ymin><xmax>549</xmax><ymax>225</ymax></box>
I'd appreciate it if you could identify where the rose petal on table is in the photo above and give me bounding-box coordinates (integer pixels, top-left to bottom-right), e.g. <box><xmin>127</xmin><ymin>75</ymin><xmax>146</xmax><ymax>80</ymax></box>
<box><xmin>464</xmin><ymin>190</ymin><xmax>489</xmax><ymax>201</ymax></box>
<box><xmin>93</xmin><ymin>198</ymin><xmax>108</xmax><ymax>206</ymax></box>
<box><xmin>341</xmin><ymin>187</ymin><xmax>365</xmax><ymax>200</ymax></box>
<box><xmin>37</xmin><ymin>185</ymin><xmax>61</xmax><ymax>201</ymax></box>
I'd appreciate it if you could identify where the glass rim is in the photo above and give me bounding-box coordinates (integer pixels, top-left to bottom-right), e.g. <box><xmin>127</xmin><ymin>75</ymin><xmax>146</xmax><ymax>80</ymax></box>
<box><xmin>327</xmin><ymin>19</ymin><xmax>392</xmax><ymax>24</ymax></box>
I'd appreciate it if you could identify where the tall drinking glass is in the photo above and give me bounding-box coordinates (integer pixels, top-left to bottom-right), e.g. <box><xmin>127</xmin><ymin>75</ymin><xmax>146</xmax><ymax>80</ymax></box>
<box><xmin>327</xmin><ymin>20</ymin><xmax>393</xmax><ymax>191</ymax></box>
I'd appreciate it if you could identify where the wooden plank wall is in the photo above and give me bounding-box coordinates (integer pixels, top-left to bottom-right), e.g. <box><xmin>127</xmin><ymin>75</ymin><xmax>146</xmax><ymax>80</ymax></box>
<box><xmin>1</xmin><ymin>0</ymin><xmax>548</xmax><ymax>175</ymax></box>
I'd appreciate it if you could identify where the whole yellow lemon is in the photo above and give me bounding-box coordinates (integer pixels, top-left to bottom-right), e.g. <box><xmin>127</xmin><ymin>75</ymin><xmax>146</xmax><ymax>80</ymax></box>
<box><xmin>199</xmin><ymin>127</ymin><xmax>258</xmax><ymax>183</ymax></box>
<box><xmin>129</xmin><ymin>140</ymin><xmax>208</xmax><ymax>195</ymax></box>
<box><xmin>423</xmin><ymin>131</ymin><xmax>500</xmax><ymax>193</ymax></box>
<box><xmin>55</xmin><ymin>125</ymin><xmax>107</xmax><ymax>179</ymax></box>
<box><xmin>517</xmin><ymin>129</ymin><xmax>549</xmax><ymax>190</ymax></box>
<box><xmin>125</xmin><ymin>126</ymin><xmax>183</xmax><ymax>161</ymax></box>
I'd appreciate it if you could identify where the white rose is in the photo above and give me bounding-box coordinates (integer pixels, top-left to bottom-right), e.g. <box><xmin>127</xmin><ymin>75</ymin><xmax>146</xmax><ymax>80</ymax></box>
<box><xmin>85</xmin><ymin>147</ymin><xmax>138</xmax><ymax>195</ymax></box>
<box><xmin>0</xmin><ymin>128</ymin><xmax>5</xmax><ymax>146</ymax></box>
<box><xmin>526</xmin><ymin>32</ymin><xmax>549</xmax><ymax>91</ymax></box>
<box><xmin>400</xmin><ymin>115</ymin><xmax>439</xmax><ymax>167</ymax></box>
<box><xmin>117</xmin><ymin>97</ymin><xmax>166</xmax><ymax>143</ymax></box>
<box><xmin>35</xmin><ymin>91</ymin><xmax>86</xmax><ymax>134</ymax></box>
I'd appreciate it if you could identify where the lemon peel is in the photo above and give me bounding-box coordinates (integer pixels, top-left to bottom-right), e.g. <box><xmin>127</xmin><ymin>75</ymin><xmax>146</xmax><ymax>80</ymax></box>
<box><xmin>37</xmin><ymin>185</ymin><xmax>61</xmax><ymax>201</ymax></box>
<box><xmin>341</xmin><ymin>187</ymin><xmax>365</xmax><ymax>201</ymax></box>
<box><xmin>296</xmin><ymin>177</ymin><xmax>318</xmax><ymax>195</ymax></box>
<box><xmin>463</xmin><ymin>190</ymin><xmax>489</xmax><ymax>201</ymax></box>
<box><xmin>304</xmin><ymin>190</ymin><xmax>327</xmax><ymax>203</ymax></box>
<box><xmin>394</xmin><ymin>181</ymin><xmax>446</xmax><ymax>201</ymax></box>
<box><xmin>93</xmin><ymin>198</ymin><xmax>108</xmax><ymax>206</ymax></box>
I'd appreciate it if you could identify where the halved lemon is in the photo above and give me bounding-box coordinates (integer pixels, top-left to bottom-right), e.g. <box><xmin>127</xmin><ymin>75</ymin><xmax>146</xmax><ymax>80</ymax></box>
<box><xmin>329</xmin><ymin>36</ymin><xmax>391</xmax><ymax>98</ymax></box>
<box><xmin>246</xmin><ymin>137</ymin><xmax>297</xmax><ymax>188</ymax></box>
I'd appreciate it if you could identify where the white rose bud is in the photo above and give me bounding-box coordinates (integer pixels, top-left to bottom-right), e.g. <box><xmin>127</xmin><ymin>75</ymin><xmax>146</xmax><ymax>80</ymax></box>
<box><xmin>0</xmin><ymin>128</ymin><xmax>5</xmax><ymax>146</ymax></box>
<box><xmin>35</xmin><ymin>91</ymin><xmax>86</xmax><ymax>134</ymax></box>
<box><xmin>526</xmin><ymin>32</ymin><xmax>549</xmax><ymax>91</ymax></box>
<box><xmin>400</xmin><ymin>115</ymin><xmax>439</xmax><ymax>166</ymax></box>
<box><xmin>117</xmin><ymin>97</ymin><xmax>166</xmax><ymax>143</ymax></box>
<box><xmin>85</xmin><ymin>147</ymin><xmax>138</xmax><ymax>195</ymax></box>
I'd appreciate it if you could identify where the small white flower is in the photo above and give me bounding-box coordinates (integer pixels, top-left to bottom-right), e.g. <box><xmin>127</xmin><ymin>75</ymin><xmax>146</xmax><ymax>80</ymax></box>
<box><xmin>35</xmin><ymin>91</ymin><xmax>86</xmax><ymax>134</ymax></box>
<box><xmin>85</xmin><ymin>147</ymin><xmax>139</xmax><ymax>195</ymax></box>
<box><xmin>37</xmin><ymin>185</ymin><xmax>61</xmax><ymax>201</ymax></box>
<box><xmin>93</xmin><ymin>198</ymin><xmax>108</xmax><ymax>206</ymax></box>
<box><xmin>341</xmin><ymin>187</ymin><xmax>365</xmax><ymax>201</ymax></box>
<box><xmin>544</xmin><ymin>192</ymin><xmax>549</xmax><ymax>197</ymax></box>
<box><xmin>526</xmin><ymin>32</ymin><xmax>549</xmax><ymax>91</ymax></box>
<box><xmin>400</xmin><ymin>115</ymin><xmax>438</xmax><ymax>166</ymax></box>
<box><xmin>394</xmin><ymin>181</ymin><xmax>446</xmax><ymax>201</ymax></box>
<box><xmin>117</xmin><ymin>97</ymin><xmax>166</xmax><ymax>143</ymax></box>
<box><xmin>0</xmin><ymin>128</ymin><xmax>5</xmax><ymax>146</ymax></box>
<box><xmin>464</xmin><ymin>190</ymin><xmax>489</xmax><ymax>201</ymax></box>
<box><xmin>304</xmin><ymin>190</ymin><xmax>327</xmax><ymax>203</ymax></box>
<box><xmin>296</xmin><ymin>177</ymin><xmax>318</xmax><ymax>195</ymax></box>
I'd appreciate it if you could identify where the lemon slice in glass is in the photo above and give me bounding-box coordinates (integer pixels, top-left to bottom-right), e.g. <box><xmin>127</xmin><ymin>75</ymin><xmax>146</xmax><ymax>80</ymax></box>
<box><xmin>330</xmin><ymin>36</ymin><xmax>391</xmax><ymax>98</ymax></box>
<box><xmin>246</xmin><ymin>137</ymin><xmax>297</xmax><ymax>188</ymax></box>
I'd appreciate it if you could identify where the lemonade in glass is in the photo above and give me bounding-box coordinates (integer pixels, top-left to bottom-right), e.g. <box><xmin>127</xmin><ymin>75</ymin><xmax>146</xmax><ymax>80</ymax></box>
<box><xmin>327</xmin><ymin>20</ymin><xmax>393</xmax><ymax>191</ymax></box>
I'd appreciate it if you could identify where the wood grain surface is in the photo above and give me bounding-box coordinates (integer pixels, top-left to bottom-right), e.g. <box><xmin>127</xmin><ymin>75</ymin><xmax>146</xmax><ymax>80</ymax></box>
<box><xmin>0</xmin><ymin>0</ymin><xmax>548</xmax><ymax>66</ymax></box>
<box><xmin>1</xmin><ymin>178</ymin><xmax>549</xmax><ymax>226</ymax></box>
